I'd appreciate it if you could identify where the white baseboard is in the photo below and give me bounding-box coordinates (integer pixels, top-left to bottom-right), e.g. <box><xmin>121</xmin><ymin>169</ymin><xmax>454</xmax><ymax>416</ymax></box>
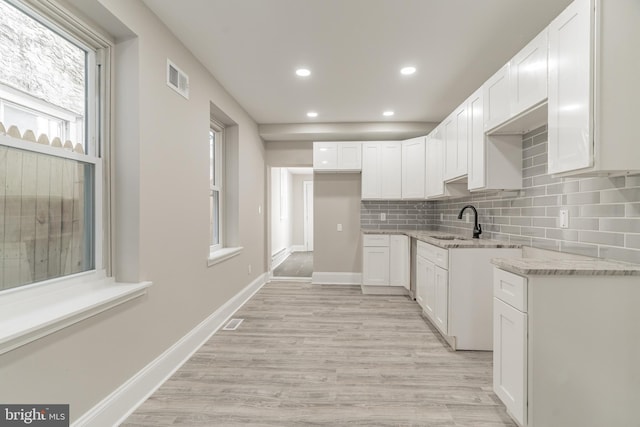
<box><xmin>290</xmin><ymin>245</ymin><xmax>306</xmax><ymax>253</ymax></box>
<box><xmin>73</xmin><ymin>272</ymin><xmax>269</xmax><ymax>427</ymax></box>
<box><xmin>312</xmin><ymin>271</ymin><xmax>362</xmax><ymax>285</ymax></box>
<box><xmin>361</xmin><ymin>285</ymin><xmax>409</xmax><ymax>295</ymax></box>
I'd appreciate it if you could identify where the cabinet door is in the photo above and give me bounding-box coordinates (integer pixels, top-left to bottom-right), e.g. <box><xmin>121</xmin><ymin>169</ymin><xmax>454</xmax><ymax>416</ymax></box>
<box><xmin>423</xmin><ymin>259</ymin><xmax>436</xmax><ymax>319</ymax></box>
<box><xmin>483</xmin><ymin>63</ymin><xmax>511</xmax><ymax>131</ymax></box>
<box><xmin>510</xmin><ymin>28</ymin><xmax>548</xmax><ymax>116</ymax></box>
<box><xmin>442</xmin><ymin>113</ymin><xmax>456</xmax><ymax>181</ymax></box>
<box><xmin>361</xmin><ymin>143</ymin><xmax>381</xmax><ymax>199</ymax></box>
<box><xmin>493</xmin><ymin>298</ymin><xmax>527</xmax><ymax>426</ymax></box>
<box><xmin>548</xmin><ymin>0</ymin><xmax>593</xmax><ymax>174</ymax></box>
<box><xmin>416</xmin><ymin>256</ymin><xmax>427</xmax><ymax>309</ymax></box>
<box><xmin>313</xmin><ymin>142</ymin><xmax>337</xmax><ymax>170</ymax></box>
<box><xmin>380</xmin><ymin>142</ymin><xmax>402</xmax><ymax>199</ymax></box>
<box><xmin>401</xmin><ymin>137</ymin><xmax>426</xmax><ymax>199</ymax></box>
<box><xmin>389</xmin><ymin>235</ymin><xmax>409</xmax><ymax>289</ymax></box>
<box><xmin>425</xmin><ymin>128</ymin><xmax>444</xmax><ymax>198</ymax></box>
<box><xmin>338</xmin><ymin>143</ymin><xmax>362</xmax><ymax>171</ymax></box>
<box><xmin>467</xmin><ymin>88</ymin><xmax>485</xmax><ymax>190</ymax></box>
<box><xmin>434</xmin><ymin>266</ymin><xmax>448</xmax><ymax>334</ymax></box>
<box><xmin>444</xmin><ymin>104</ymin><xmax>468</xmax><ymax>181</ymax></box>
<box><xmin>362</xmin><ymin>247</ymin><xmax>389</xmax><ymax>286</ymax></box>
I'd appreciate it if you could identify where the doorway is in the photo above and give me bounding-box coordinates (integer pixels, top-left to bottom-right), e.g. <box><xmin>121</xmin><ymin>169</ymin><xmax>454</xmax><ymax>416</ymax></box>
<box><xmin>270</xmin><ymin>167</ymin><xmax>314</xmax><ymax>278</ymax></box>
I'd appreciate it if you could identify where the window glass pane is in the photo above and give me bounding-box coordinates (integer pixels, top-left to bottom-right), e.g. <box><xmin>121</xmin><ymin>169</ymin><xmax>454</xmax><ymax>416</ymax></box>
<box><xmin>0</xmin><ymin>146</ymin><xmax>95</xmax><ymax>290</ymax></box>
<box><xmin>210</xmin><ymin>190</ymin><xmax>220</xmax><ymax>246</ymax></box>
<box><xmin>0</xmin><ymin>0</ymin><xmax>86</xmax><ymax>150</ymax></box>
<box><xmin>209</xmin><ymin>130</ymin><xmax>215</xmax><ymax>187</ymax></box>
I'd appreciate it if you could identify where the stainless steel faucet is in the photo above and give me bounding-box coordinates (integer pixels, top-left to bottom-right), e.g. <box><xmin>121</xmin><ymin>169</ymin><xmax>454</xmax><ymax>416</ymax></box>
<box><xmin>458</xmin><ymin>205</ymin><xmax>482</xmax><ymax>238</ymax></box>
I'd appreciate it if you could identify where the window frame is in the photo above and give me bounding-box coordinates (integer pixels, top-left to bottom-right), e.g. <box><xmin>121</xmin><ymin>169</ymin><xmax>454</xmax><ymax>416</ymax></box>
<box><xmin>209</xmin><ymin>120</ymin><xmax>224</xmax><ymax>253</ymax></box>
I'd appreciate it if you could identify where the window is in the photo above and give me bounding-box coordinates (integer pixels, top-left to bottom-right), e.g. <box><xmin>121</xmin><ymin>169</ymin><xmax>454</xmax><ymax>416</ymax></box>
<box><xmin>0</xmin><ymin>0</ymin><xmax>106</xmax><ymax>291</ymax></box>
<box><xmin>209</xmin><ymin>123</ymin><xmax>224</xmax><ymax>251</ymax></box>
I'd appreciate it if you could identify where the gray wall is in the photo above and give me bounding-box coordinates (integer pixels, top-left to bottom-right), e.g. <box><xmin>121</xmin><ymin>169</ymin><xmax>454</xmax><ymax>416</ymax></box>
<box><xmin>314</xmin><ymin>173</ymin><xmax>362</xmax><ymax>272</ymax></box>
<box><xmin>362</xmin><ymin>126</ymin><xmax>640</xmax><ymax>264</ymax></box>
<box><xmin>0</xmin><ymin>0</ymin><xmax>267</xmax><ymax>421</ymax></box>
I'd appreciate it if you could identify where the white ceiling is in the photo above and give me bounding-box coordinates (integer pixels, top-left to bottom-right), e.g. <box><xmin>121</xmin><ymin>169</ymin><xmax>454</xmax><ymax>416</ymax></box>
<box><xmin>142</xmin><ymin>0</ymin><xmax>571</xmax><ymax>126</ymax></box>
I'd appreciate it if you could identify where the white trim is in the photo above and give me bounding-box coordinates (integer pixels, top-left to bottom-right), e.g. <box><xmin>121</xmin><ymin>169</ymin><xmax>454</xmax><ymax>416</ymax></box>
<box><xmin>290</xmin><ymin>245</ymin><xmax>307</xmax><ymax>253</ymax></box>
<box><xmin>72</xmin><ymin>272</ymin><xmax>269</xmax><ymax>427</ymax></box>
<box><xmin>207</xmin><ymin>246</ymin><xmax>243</xmax><ymax>267</ymax></box>
<box><xmin>0</xmin><ymin>270</ymin><xmax>151</xmax><ymax>355</ymax></box>
<box><xmin>312</xmin><ymin>272</ymin><xmax>362</xmax><ymax>285</ymax></box>
<box><xmin>361</xmin><ymin>285</ymin><xmax>409</xmax><ymax>296</ymax></box>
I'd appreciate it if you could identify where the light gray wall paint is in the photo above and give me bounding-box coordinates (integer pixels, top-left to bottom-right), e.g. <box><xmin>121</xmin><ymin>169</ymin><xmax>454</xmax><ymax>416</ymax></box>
<box><xmin>362</xmin><ymin>126</ymin><xmax>640</xmax><ymax>264</ymax></box>
<box><xmin>0</xmin><ymin>0</ymin><xmax>267</xmax><ymax>421</ymax></box>
<box><xmin>265</xmin><ymin>140</ymin><xmax>313</xmax><ymax>167</ymax></box>
<box><xmin>314</xmin><ymin>173</ymin><xmax>362</xmax><ymax>273</ymax></box>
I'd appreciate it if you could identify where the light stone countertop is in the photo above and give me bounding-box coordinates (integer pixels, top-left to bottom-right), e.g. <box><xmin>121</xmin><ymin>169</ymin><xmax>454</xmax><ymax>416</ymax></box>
<box><xmin>491</xmin><ymin>257</ymin><xmax>640</xmax><ymax>276</ymax></box>
<box><xmin>362</xmin><ymin>229</ymin><xmax>522</xmax><ymax>249</ymax></box>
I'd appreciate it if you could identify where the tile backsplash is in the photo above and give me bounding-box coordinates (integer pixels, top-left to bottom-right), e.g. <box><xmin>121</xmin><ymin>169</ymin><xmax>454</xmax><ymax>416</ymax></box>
<box><xmin>361</xmin><ymin>125</ymin><xmax>640</xmax><ymax>264</ymax></box>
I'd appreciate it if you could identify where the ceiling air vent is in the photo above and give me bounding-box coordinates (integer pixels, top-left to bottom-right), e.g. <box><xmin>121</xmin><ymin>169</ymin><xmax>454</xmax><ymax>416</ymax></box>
<box><xmin>167</xmin><ymin>59</ymin><xmax>189</xmax><ymax>99</ymax></box>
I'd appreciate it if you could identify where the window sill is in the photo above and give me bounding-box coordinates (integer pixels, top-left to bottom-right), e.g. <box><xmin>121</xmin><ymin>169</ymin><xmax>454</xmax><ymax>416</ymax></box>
<box><xmin>0</xmin><ymin>270</ymin><xmax>152</xmax><ymax>356</ymax></box>
<box><xmin>208</xmin><ymin>246</ymin><xmax>243</xmax><ymax>267</ymax></box>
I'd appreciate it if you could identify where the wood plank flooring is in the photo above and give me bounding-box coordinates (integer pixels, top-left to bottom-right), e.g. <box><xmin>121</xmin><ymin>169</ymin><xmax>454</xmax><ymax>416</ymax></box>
<box><xmin>122</xmin><ymin>281</ymin><xmax>515</xmax><ymax>426</ymax></box>
<box><xmin>273</xmin><ymin>252</ymin><xmax>313</xmax><ymax>278</ymax></box>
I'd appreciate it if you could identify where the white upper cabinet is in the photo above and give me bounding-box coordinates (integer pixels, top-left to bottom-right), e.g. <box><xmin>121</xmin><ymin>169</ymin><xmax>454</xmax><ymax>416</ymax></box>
<box><xmin>313</xmin><ymin>142</ymin><xmax>362</xmax><ymax>172</ymax></box>
<box><xmin>548</xmin><ymin>0</ymin><xmax>592</xmax><ymax>174</ymax></box>
<box><xmin>509</xmin><ymin>28</ymin><xmax>548</xmax><ymax>116</ymax></box>
<box><xmin>443</xmin><ymin>103</ymin><xmax>468</xmax><ymax>182</ymax></box>
<box><xmin>425</xmin><ymin>127</ymin><xmax>444</xmax><ymax>198</ymax></box>
<box><xmin>548</xmin><ymin>0</ymin><xmax>640</xmax><ymax>176</ymax></box>
<box><xmin>361</xmin><ymin>141</ymin><xmax>401</xmax><ymax>200</ymax></box>
<box><xmin>483</xmin><ymin>64</ymin><xmax>511</xmax><ymax>132</ymax></box>
<box><xmin>401</xmin><ymin>136</ymin><xmax>426</xmax><ymax>199</ymax></box>
<box><xmin>467</xmin><ymin>88</ymin><xmax>485</xmax><ymax>190</ymax></box>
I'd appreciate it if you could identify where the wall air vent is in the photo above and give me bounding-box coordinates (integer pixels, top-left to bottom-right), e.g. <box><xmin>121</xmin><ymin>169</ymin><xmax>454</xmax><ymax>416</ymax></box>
<box><xmin>167</xmin><ymin>59</ymin><xmax>189</xmax><ymax>99</ymax></box>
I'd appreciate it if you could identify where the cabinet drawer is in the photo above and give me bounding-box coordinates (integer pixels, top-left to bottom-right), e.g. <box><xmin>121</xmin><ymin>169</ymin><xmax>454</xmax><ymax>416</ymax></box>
<box><xmin>493</xmin><ymin>268</ymin><xmax>527</xmax><ymax>312</ymax></box>
<box><xmin>363</xmin><ymin>234</ymin><xmax>390</xmax><ymax>247</ymax></box>
<box><xmin>417</xmin><ymin>241</ymin><xmax>448</xmax><ymax>269</ymax></box>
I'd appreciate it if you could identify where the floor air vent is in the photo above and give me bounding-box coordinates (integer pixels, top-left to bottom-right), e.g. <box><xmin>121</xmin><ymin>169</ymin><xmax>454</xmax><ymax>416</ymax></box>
<box><xmin>222</xmin><ymin>318</ymin><xmax>244</xmax><ymax>331</ymax></box>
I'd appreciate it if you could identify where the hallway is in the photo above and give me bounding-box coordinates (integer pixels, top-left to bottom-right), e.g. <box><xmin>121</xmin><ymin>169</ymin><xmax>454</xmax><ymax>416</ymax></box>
<box><xmin>273</xmin><ymin>252</ymin><xmax>313</xmax><ymax>278</ymax></box>
<box><xmin>123</xmin><ymin>281</ymin><xmax>514</xmax><ymax>426</ymax></box>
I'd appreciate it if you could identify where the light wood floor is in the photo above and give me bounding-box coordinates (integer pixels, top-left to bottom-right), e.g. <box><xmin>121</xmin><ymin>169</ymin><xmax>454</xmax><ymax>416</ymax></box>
<box><xmin>123</xmin><ymin>281</ymin><xmax>515</xmax><ymax>426</ymax></box>
<box><xmin>273</xmin><ymin>252</ymin><xmax>313</xmax><ymax>278</ymax></box>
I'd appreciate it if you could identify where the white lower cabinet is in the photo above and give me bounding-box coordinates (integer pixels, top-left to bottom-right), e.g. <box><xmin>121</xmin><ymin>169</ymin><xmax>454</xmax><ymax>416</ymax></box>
<box><xmin>493</xmin><ymin>296</ymin><xmax>527</xmax><ymax>426</ymax></box>
<box><xmin>416</xmin><ymin>241</ymin><xmax>521</xmax><ymax>351</ymax></box>
<box><xmin>362</xmin><ymin>234</ymin><xmax>409</xmax><ymax>290</ymax></box>
<box><xmin>492</xmin><ymin>265</ymin><xmax>640</xmax><ymax>427</ymax></box>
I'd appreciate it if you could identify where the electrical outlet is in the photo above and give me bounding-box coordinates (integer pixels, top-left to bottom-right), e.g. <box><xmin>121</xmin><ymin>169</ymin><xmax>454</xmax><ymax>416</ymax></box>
<box><xmin>248</xmin><ymin>264</ymin><xmax>252</xmax><ymax>274</ymax></box>
<box><xmin>337</xmin><ymin>223</ymin><xmax>343</xmax><ymax>232</ymax></box>
<box><xmin>440</xmin><ymin>213</ymin><xmax>444</xmax><ymax>221</ymax></box>
<box><xmin>559</xmin><ymin>209</ymin><xmax>569</xmax><ymax>228</ymax></box>
<box><xmin>380</xmin><ymin>213</ymin><xmax>386</xmax><ymax>221</ymax></box>
<box><xmin>466</xmin><ymin>212</ymin><xmax>471</xmax><ymax>223</ymax></box>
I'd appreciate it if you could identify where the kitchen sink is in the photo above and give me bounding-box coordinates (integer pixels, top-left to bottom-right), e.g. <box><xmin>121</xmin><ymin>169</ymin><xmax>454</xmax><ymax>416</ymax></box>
<box><xmin>430</xmin><ymin>235</ymin><xmax>470</xmax><ymax>241</ymax></box>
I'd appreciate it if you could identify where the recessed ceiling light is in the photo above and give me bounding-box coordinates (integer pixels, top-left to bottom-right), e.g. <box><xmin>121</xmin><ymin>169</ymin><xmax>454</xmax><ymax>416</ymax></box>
<box><xmin>401</xmin><ymin>66</ymin><xmax>416</xmax><ymax>75</ymax></box>
<box><xmin>296</xmin><ymin>68</ymin><xmax>311</xmax><ymax>77</ymax></box>
<box><xmin>307</xmin><ymin>111</ymin><xmax>318</xmax><ymax>118</ymax></box>
<box><xmin>383</xmin><ymin>111</ymin><xmax>395</xmax><ymax>117</ymax></box>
